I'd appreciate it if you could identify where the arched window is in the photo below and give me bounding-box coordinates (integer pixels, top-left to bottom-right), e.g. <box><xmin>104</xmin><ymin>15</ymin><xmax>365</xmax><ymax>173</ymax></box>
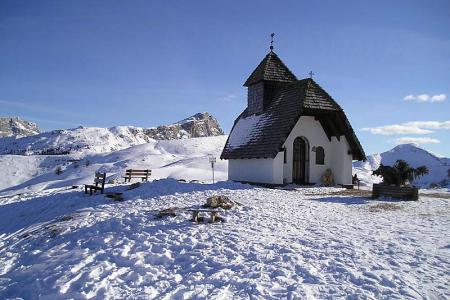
<box><xmin>315</xmin><ymin>146</ymin><xmax>325</xmax><ymax>165</ymax></box>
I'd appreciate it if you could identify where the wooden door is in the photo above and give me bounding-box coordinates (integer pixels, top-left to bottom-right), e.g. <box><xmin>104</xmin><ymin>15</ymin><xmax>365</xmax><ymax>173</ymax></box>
<box><xmin>293</xmin><ymin>137</ymin><xmax>306</xmax><ymax>184</ymax></box>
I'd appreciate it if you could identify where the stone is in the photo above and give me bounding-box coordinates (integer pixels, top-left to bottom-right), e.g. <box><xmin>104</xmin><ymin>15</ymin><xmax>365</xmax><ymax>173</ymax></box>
<box><xmin>127</xmin><ymin>182</ymin><xmax>140</xmax><ymax>190</ymax></box>
<box><xmin>156</xmin><ymin>207</ymin><xmax>177</xmax><ymax>218</ymax></box>
<box><xmin>105</xmin><ymin>193</ymin><xmax>124</xmax><ymax>201</ymax></box>
<box><xmin>204</xmin><ymin>195</ymin><xmax>234</xmax><ymax>210</ymax></box>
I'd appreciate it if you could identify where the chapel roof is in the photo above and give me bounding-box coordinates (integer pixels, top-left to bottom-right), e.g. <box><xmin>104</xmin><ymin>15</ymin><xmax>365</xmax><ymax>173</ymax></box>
<box><xmin>243</xmin><ymin>51</ymin><xmax>297</xmax><ymax>86</ymax></box>
<box><xmin>221</xmin><ymin>78</ymin><xmax>365</xmax><ymax>161</ymax></box>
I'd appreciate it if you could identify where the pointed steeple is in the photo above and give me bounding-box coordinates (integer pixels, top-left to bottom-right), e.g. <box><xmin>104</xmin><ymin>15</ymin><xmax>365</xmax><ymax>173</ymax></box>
<box><xmin>243</xmin><ymin>51</ymin><xmax>297</xmax><ymax>87</ymax></box>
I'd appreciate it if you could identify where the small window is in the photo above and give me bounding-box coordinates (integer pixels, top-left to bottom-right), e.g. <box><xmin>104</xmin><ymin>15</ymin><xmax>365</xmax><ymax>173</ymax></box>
<box><xmin>315</xmin><ymin>146</ymin><xmax>325</xmax><ymax>165</ymax></box>
<box><xmin>283</xmin><ymin>147</ymin><xmax>287</xmax><ymax>164</ymax></box>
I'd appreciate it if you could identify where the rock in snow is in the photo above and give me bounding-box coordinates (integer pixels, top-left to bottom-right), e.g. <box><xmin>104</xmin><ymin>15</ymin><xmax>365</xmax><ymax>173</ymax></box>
<box><xmin>205</xmin><ymin>195</ymin><xmax>234</xmax><ymax>209</ymax></box>
<box><xmin>0</xmin><ymin>117</ymin><xmax>40</xmax><ymax>138</ymax></box>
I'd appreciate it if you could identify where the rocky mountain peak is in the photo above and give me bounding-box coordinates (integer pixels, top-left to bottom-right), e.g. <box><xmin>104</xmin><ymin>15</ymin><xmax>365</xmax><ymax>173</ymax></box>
<box><xmin>145</xmin><ymin>112</ymin><xmax>224</xmax><ymax>140</ymax></box>
<box><xmin>0</xmin><ymin>117</ymin><xmax>40</xmax><ymax>138</ymax></box>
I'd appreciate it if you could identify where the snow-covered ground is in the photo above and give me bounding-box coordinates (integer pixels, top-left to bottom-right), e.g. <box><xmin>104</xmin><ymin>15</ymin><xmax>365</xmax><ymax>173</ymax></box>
<box><xmin>0</xmin><ymin>180</ymin><xmax>448</xmax><ymax>299</ymax></box>
<box><xmin>0</xmin><ymin>136</ymin><xmax>228</xmax><ymax>196</ymax></box>
<box><xmin>0</xmin><ymin>134</ymin><xmax>449</xmax><ymax>298</ymax></box>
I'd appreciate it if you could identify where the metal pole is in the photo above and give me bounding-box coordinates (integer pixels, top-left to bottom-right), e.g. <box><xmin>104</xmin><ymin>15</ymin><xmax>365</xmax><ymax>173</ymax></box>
<box><xmin>209</xmin><ymin>156</ymin><xmax>216</xmax><ymax>184</ymax></box>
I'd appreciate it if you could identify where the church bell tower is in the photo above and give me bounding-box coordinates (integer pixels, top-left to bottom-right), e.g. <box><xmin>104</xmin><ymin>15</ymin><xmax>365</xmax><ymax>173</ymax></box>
<box><xmin>243</xmin><ymin>34</ymin><xmax>297</xmax><ymax>115</ymax></box>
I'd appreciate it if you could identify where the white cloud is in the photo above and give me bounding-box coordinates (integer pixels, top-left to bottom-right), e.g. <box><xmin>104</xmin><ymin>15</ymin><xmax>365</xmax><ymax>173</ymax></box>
<box><xmin>403</xmin><ymin>95</ymin><xmax>415</xmax><ymax>101</ymax></box>
<box><xmin>361</xmin><ymin>125</ymin><xmax>432</xmax><ymax>135</ymax></box>
<box><xmin>430</xmin><ymin>94</ymin><xmax>446</xmax><ymax>102</ymax></box>
<box><xmin>361</xmin><ymin>120</ymin><xmax>450</xmax><ymax>135</ymax></box>
<box><xmin>404</xmin><ymin>121</ymin><xmax>450</xmax><ymax>130</ymax></box>
<box><xmin>403</xmin><ymin>93</ymin><xmax>446</xmax><ymax>103</ymax></box>
<box><xmin>416</xmin><ymin>94</ymin><xmax>430</xmax><ymax>102</ymax></box>
<box><xmin>393</xmin><ymin>137</ymin><xmax>440</xmax><ymax>145</ymax></box>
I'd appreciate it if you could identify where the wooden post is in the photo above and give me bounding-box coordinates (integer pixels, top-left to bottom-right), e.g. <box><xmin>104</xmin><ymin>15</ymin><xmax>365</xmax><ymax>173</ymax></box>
<box><xmin>192</xmin><ymin>211</ymin><xmax>200</xmax><ymax>223</ymax></box>
<box><xmin>372</xmin><ymin>184</ymin><xmax>380</xmax><ymax>199</ymax></box>
<box><xmin>210</xmin><ymin>211</ymin><xmax>218</xmax><ymax>223</ymax></box>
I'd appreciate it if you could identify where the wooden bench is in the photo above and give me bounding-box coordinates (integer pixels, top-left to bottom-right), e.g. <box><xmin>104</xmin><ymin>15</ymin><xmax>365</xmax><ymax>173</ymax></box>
<box><xmin>122</xmin><ymin>169</ymin><xmax>151</xmax><ymax>182</ymax></box>
<box><xmin>84</xmin><ymin>172</ymin><xmax>106</xmax><ymax>195</ymax></box>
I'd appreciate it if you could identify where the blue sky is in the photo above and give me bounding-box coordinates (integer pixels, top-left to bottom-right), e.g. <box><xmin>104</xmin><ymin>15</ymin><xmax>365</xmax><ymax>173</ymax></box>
<box><xmin>1</xmin><ymin>0</ymin><xmax>449</xmax><ymax>156</ymax></box>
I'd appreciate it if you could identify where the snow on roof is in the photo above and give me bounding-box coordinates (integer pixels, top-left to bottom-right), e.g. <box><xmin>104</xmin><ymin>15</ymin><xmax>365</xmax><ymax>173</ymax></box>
<box><xmin>227</xmin><ymin>113</ymin><xmax>270</xmax><ymax>149</ymax></box>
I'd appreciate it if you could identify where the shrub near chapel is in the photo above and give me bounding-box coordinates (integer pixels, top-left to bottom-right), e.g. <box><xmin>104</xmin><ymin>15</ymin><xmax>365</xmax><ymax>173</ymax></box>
<box><xmin>373</xmin><ymin>160</ymin><xmax>428</xmax><ymax>187</ymax></box>
<box><xmin>372</xmin><ymin>160</ymin><xmax>428</xmax><ymax>201</ymax></box>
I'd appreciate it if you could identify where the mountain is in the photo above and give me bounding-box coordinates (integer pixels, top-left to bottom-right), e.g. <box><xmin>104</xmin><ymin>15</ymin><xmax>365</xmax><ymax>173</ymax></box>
<box><xmin>0</xmin><ymin>112</ymin><xmax>224</xmax><ymax>155</ymax></box>
<box><xmin>353</xmin><ymin>144</ymin><xmax>450</xmax><ymax>187</ymax></box>
<box><xmin>145</xmin><ymin>112</ymin><xmax>224</xmax><ymax>140</ymax></box>
<box><xmin>0</xmin><ymin>117</ymin><xmax>40</xmax><ymax>138</ymax></box>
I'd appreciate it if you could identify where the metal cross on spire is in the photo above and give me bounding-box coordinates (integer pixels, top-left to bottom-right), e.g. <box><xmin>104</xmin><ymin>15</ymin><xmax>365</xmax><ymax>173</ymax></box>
<box><xmin>270</xmin><ymin>33</ymin><xmax>275</xmax><ymax>51</ymax></box>
<box><xmin>308</xmin><ymin>71</ymin><xmax>315</xmax><ymax>78</ymax></box>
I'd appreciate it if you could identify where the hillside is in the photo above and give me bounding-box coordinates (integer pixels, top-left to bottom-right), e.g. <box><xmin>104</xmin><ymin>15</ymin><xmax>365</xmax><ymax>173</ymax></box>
<box><xmin>0</xmin><ymin>135</ymin><xmax>228</xmax><ymax>195</ymax></box>
<box><xmin>0</xmin><ymin>117</ymin><xmax>40</xmax><ymax>138</ymax></box>
<box><xmin>353</xmin><ymin>144</ymin><xmax>450</xmax><ymax>187</ymax></box>
<box><xmin>0</xmin><ymin>112</ymin><xmax>223</xmax><ymax>155</ymax></box>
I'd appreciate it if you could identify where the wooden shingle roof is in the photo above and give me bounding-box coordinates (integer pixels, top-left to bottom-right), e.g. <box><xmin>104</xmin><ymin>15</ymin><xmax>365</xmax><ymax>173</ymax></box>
<box><xmin>243</xmin><ymin>51</ymin><xmax>297</xmax><ymax>86</ymax></box>
<box><xmin>221</xmin><ymin>78</ymin><xmax>365</xmax><ymax>161</ymax></box>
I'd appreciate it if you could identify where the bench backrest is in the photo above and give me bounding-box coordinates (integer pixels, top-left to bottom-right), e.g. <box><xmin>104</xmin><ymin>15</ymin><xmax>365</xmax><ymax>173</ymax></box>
<box><xmin>125</xmin><ymin>169</ymin><xmax>151</xmax><ymax>176</ymax></box>
<box><xmin>94</xmin><ymin>172</ymin><xmax>106</xmax><ymax>189</ymax></box>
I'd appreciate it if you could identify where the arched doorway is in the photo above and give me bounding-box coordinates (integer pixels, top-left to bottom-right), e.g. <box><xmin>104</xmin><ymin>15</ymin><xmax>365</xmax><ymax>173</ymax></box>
<box><xmin>293</xmin><ymin>137</ymin><xmax>309</xmax><ymax>184</ymax></box>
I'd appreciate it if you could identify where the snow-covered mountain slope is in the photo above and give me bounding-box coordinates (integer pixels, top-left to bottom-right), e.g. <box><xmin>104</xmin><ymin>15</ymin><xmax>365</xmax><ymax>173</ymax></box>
<box><xmin>0</xmin><ymin>117</ymin><xmax>39</xmax><ymax>138</ymax></box>
<box><xmin>0</xmin><ymin>126</ymin><xmax>154</xmax><ymax>155</ymax></box>
<box><xmin>353</xmin><ymin>144</ymin><xmax>450</xmax><ymax>187</ymax></box>
<box><xmin>0</xmin><ymin>181</ymin><xmax>448</xmax><ymax>298</ymax></box>
<box><xmin>0</xmin><ymin>135</ymin><xmax>228</xmax><ymax>195</ymax></box>
<box><xmin>0</xmin><ymin>112</ymin><xmax>224</xmax><ymax>155</ymax></box>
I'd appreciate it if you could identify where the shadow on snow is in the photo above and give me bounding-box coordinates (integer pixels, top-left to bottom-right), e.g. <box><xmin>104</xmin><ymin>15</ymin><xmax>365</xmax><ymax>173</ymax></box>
<box><xmin>0</xmin><ymin>179</ymin><xmax>253</xmax><ymax>235</ymax></box>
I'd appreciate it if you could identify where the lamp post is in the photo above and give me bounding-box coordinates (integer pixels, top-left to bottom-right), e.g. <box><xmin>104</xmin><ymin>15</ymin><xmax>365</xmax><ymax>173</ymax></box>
<box><xmin>209</xmin><ymin>155</ymin><xmax>216</xmax><ymax>184</ymax></box>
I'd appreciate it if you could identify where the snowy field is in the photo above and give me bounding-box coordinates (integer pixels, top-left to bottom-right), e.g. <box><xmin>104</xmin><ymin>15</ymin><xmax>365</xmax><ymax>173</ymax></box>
<box><xmin>0</xmin><ymin>179</ymin><xmax>449</xmax><ymax>299</ymax></box>
<box><xmin>0</xmin><ymin>136</ymin><xmax>228</xmax><ymax>196</ymax></box>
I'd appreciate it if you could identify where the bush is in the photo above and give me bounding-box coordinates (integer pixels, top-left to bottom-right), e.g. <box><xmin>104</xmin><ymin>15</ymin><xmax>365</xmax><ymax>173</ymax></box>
<box><xmin>373</xmin><ymin>160</ymin><xmax>428</xmax><ymax>186</ymax></box>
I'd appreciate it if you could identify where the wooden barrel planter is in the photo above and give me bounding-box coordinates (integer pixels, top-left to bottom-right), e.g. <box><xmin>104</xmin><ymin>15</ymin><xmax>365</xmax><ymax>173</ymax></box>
<box><xmin>372</xmin><ymin>184</ymin><xmax>419</xmax><ymax>201</ymax></box>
